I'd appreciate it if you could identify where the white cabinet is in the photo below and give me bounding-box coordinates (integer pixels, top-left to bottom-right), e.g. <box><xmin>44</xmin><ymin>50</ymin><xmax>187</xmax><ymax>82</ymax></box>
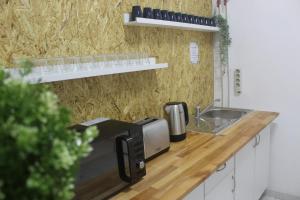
<box><xmin>205</xmin><ymin>171</ymin><xmax>235</xmax><ymax>200</ymax></box>
<box><xmin>185</xmin><ymin>126</ymin><xmax>271</xmax><ymax>200</ymax></box>
<box><xmin>235</xmin><ymin>126</ymin><xmax>271</xmax><ymax>200</ymax></box>
<box><xmin>184</xmin><ymin>183</ymin><xmax>204</xmax><ymax>200</ymax></box>
<box><xmin>235</xmin><ymin>138</ymin><xmax>256</xmax><ymax>200</ymax></box>
<box><xmin>204</xmin><ymin>157</ymin><xmax>234</xmax><ymax>200</ymax></box>
<box><xmin>205</xmin><ymin>158</ymin><xmax>234</xmax><ymax>195</ymax></box>
<box><xmin>254</xmin><ymin>126</ymin><xmax>271</xmax><ymax>200</ymax></box>
<box><xmin>185</xmin><ymin>158</ymin><xmax>234</xmax><ymax>200</ymax></box>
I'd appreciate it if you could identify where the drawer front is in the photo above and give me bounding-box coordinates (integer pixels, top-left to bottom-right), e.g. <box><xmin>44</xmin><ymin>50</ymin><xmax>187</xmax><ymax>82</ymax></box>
<box><xmin>205</xmin><ymin>157</ymin><xmax>234</xmax><ymax>195</ymax></box>
<box><xmin>183</xmin><ymin>183</ymin><xmax>204</xmax><ymax>200</ymax></box>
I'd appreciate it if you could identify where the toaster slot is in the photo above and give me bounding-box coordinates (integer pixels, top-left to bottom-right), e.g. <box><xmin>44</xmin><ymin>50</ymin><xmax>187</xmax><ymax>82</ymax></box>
<box><xmin>135</xmin><ymin>118</ymin><xmax>158</xmax><ymax>126</ymax></box>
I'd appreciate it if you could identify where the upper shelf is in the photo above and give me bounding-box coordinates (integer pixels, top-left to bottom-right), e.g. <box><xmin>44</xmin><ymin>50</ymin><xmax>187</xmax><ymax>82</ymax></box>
<box><xmin>6</xmin><ymin>57</ymin><xmax>168</xmax><ymax>84</ymax></box>
<box><xmin>123</xmin><ymin>13</ymin><xmax>220</xmax><ymax>32</ymax></box>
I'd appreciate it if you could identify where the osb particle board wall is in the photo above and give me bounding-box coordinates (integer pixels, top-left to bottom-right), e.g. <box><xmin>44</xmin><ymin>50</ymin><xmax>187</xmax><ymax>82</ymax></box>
<box><xmin>0</xmin><ymin>0</ymin><xmax>214</xmax><ymax>123</ymax></box>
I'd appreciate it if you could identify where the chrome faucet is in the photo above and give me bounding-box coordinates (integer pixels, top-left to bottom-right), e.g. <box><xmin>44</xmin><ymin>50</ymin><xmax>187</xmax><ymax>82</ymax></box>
<box><xmin>195</xmin><ymin>99</ymin><xmax>221</xmax><ymax>118</ymax></box>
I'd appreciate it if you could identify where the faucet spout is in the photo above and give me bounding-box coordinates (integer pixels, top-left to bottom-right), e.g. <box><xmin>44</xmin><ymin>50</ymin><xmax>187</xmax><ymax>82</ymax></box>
<box><xmin>195</xmin><ymin>99</ymin><xmax>221</xmax><ymax>118</ymax></box>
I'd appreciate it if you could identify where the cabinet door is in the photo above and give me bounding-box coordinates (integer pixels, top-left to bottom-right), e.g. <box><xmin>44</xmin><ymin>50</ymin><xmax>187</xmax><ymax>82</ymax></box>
<box><xmin>205</xmin><ymin>171</ymin><xmax>235</xmax><ymax>200</ymax></box>
<box><xmin>205</xmin><ymin>158</ymin><xmax>234</xmax><ymax>194</ymax></box>
<box><xmin>254</xmin><ymin>126</ymin><xmax>271</xmax><ymax>200</ymax></box>
<box><xmin>235</xmin><ymin>137</ymin><xmax>256</xmax><ymax>200</ymax></box>
<box><xmin>183</xmin><ymin>183</ymin><xmax>204</xmax><ymax>200</ymax></box>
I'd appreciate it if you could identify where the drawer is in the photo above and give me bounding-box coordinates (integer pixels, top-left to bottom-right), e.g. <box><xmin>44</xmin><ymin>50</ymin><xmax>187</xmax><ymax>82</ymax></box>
<box><xmin>204</xmin><ymin>157</ymin><xmax>234</xmax><ymax>195</ymax></box>
<box><xmin>183</xmin><ymin>183</ymin><xmax>204</xmax><ymax>200</ymax></box>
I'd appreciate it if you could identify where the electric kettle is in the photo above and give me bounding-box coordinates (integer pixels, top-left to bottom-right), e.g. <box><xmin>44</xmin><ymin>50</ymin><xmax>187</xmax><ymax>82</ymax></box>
<box><xmin>164</xmin><ymin>102</ymin><xmax>189</xmax><ymax>142</ymax></box>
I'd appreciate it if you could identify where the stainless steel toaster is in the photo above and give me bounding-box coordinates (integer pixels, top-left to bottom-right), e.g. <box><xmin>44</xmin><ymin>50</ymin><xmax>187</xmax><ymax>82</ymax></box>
<box><xmin>135</xmin><ymin>117</ymin><xmax>170</xmax><ymax>161</ymax></box>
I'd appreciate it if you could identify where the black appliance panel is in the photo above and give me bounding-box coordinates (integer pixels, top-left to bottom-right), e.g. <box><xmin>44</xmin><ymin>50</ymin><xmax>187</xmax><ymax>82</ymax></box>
<box><xmin>71</xmin><ymin>120</ymin><xmax>145</xmax><ymax>200</ymax></box>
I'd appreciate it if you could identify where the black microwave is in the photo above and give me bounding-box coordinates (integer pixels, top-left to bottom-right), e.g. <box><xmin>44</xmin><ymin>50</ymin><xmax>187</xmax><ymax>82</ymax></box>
<box><xmin>70</xmin><ymin>119</ymin><xmax>146</xmax><ymax>200</ymax></box>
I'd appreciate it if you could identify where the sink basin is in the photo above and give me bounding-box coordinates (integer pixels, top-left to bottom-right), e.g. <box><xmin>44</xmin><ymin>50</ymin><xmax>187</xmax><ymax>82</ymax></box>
<box><xmin>187</xmin><ymin>107</ymin><xmax>252</xmax><ymax>134</ymax></box>
<box><xmin>201</xmin><ymin>108</ymin><xmax>249</xmax><ymax>120</ymax></box>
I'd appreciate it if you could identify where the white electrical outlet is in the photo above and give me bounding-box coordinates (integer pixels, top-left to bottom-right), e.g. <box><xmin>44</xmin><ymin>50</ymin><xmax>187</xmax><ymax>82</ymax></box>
<box><xmin>234</xmin><ymin>69</ymin><xmax>241</xmax><ymax>96</ymax></box>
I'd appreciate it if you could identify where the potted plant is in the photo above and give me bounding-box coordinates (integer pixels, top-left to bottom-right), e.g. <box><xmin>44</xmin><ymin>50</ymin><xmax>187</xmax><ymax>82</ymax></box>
<box><xmin>215</xmin><ymin>0</ymin><xmax>232</xmax><ymax>65</ymax></box>
<box><xmin>215</xmin><ymin>14</ymin><xmax>232</xmax><ymax>65</ymax></box>
<box><xmin>0</xmin><ymin>60</ymin><xmax>98</xmax><ymax>200</ymax></box>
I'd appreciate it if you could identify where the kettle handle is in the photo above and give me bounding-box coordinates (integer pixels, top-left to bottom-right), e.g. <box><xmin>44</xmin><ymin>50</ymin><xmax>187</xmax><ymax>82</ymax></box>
<box><xmin>181</xmin><ymin>102</ymin><xmax>189</xmax><ymax>125</ymax></box>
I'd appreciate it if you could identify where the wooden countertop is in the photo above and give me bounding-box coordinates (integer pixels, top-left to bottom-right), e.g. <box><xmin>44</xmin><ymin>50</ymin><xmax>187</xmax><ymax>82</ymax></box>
<box><xmin>111</xmin><ymin>111</ymin><xmax>279</xmax><ymax>200</ymax></box>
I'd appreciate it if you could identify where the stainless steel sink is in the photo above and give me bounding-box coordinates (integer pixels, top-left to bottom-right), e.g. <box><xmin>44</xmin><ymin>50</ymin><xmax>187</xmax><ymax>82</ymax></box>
<box><xmin>187</xmin><ymin>107</ymin><xmax>252</xmax><ymax>134</ymax></box>
<box><xmin>201</xmin><ymin>109</ymin><xmax>249</xmax><ymax>120</ymax></box>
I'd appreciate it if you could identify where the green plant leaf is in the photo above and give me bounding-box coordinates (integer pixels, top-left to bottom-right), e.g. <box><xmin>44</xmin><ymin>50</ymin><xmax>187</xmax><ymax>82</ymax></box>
<box><xmin>0</xmin><ymin>60</ymin><xmax>98</xmax><ymax>200</ymax></box>
<box><xmin>216</xmin><ymin>14</ymin><xmax>232</xmax><ymax>65</ymax></box>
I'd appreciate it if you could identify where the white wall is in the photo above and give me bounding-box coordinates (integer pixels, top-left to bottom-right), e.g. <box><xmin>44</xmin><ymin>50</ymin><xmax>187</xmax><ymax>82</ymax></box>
<box><xmin>228</xmin><ymin>0</ymin><xmax>300</xmax><ymax>197</ymax></box>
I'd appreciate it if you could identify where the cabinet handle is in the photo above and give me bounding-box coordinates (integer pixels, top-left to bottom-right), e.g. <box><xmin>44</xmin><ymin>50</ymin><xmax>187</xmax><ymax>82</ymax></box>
<box><xmin>257</xmin><ymin>135</ymin><xmax>261</xmax><ymax>146</ymax></box>
<box><xmin>232</xmin><ymin>175</ymin><xmax>236</xmax><ymax>193</ymax></box>
<box><xmin>253</xmin><ymin>136</ymin><xmax>258</xmax><ymax>148</ymax></box>
<box><xmin>216</xmin><ymin>163</ymin><xmax>227</xmax><ymax>172</ymax></box>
